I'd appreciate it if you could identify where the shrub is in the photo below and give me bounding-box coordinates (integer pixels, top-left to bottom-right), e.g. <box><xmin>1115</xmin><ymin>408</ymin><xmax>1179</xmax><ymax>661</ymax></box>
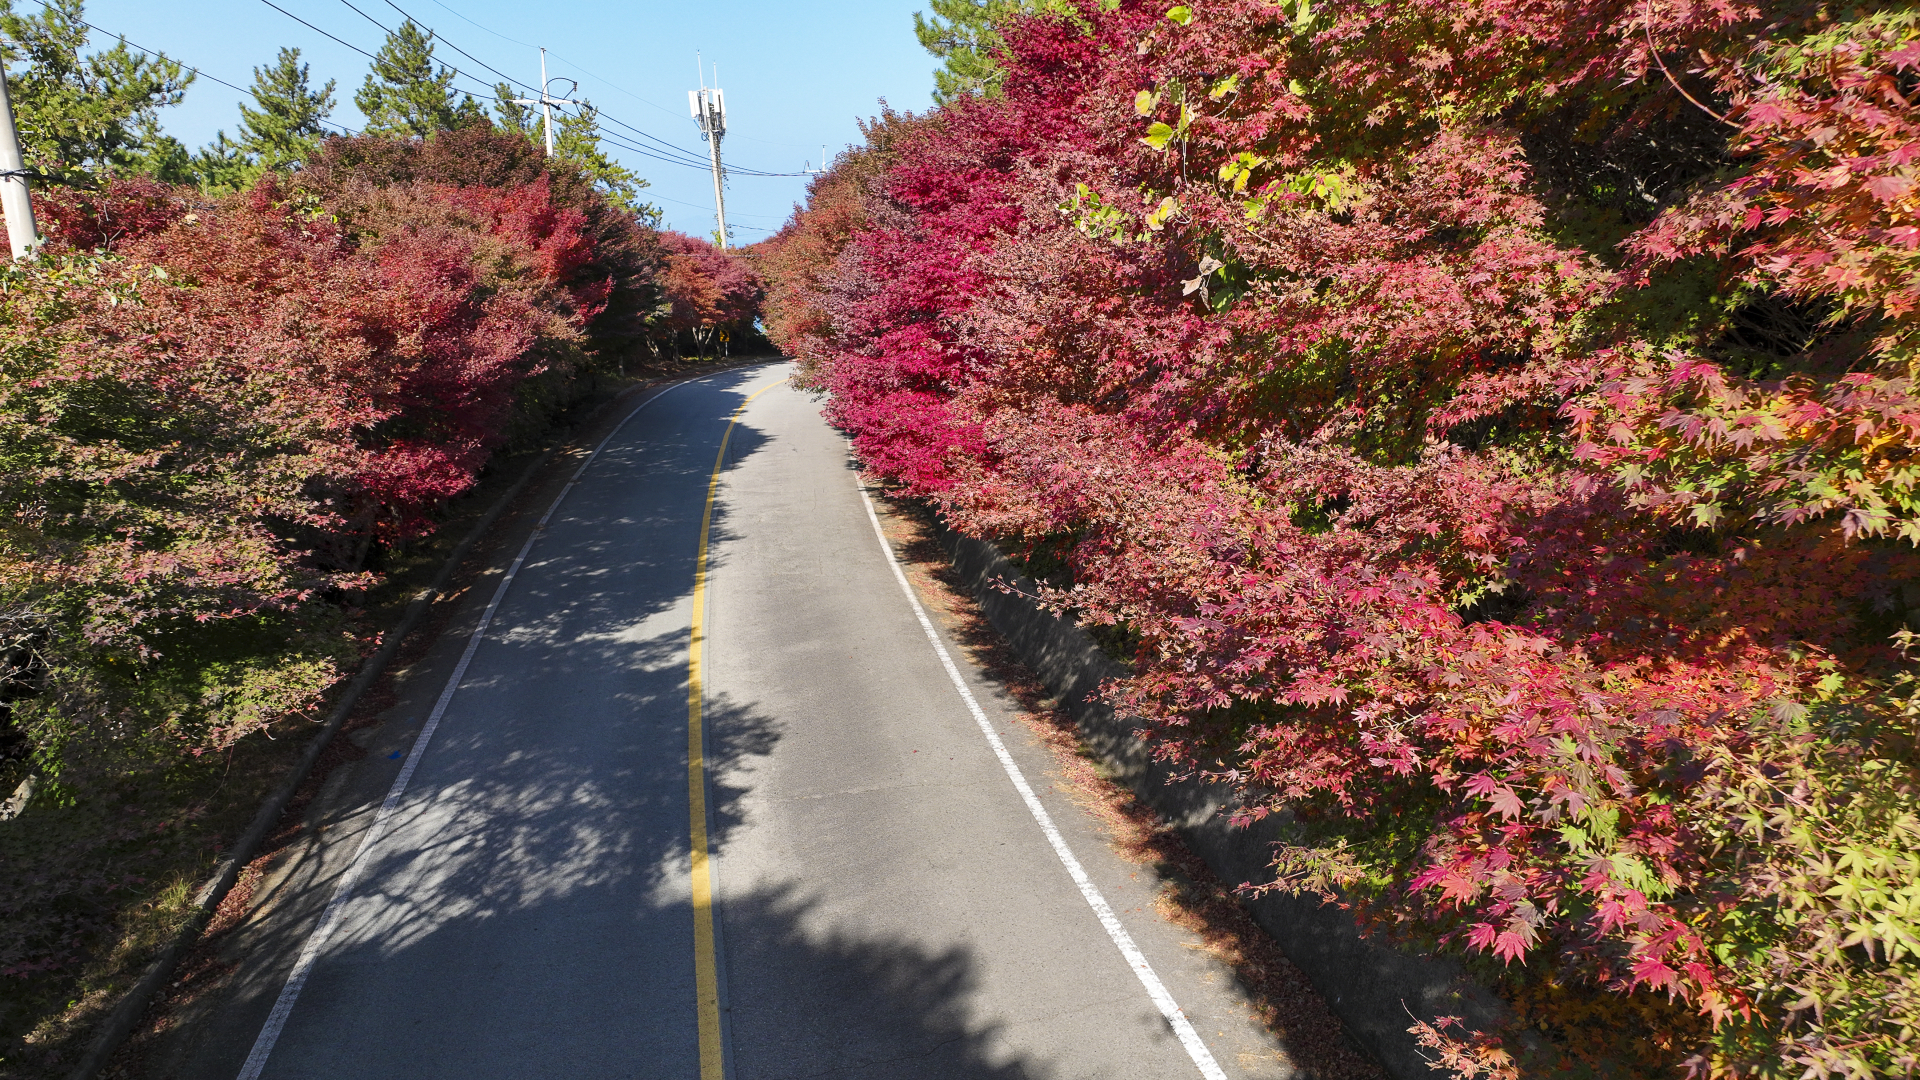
<box><xmin>651</xmin><ymin>231</ymin><xmax>767</xmax><ymax>359</ymax></box>
<box><xmin>298</xmin><ymin>124</ymin><xmax>667</xmax><ymax>368</ymax></box>
<box><xmin>773</xmin><ymin>1</ymin><xmax>1920</xmax><ymax>1073</ymax></box>
<box><xmin>1</xmin><ymin>160</ymin><xmax>615</xmax><ymax>778</ymax></box>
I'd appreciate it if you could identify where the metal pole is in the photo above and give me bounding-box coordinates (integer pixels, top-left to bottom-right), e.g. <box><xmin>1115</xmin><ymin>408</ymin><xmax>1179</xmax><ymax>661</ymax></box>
<box><xmin>0</xmin><ymin>62</ymin><xmax>39</xmax><ymax>260</ymax></box>
<box><xmin>539</xmin><ymin>48</ymin><xmax>554</xmax><ymax>158</ymax></box>
<box><xmin>705</xmin><ymin>97</ymin><xmax>727</xmax><ymax>250</ymax></box>
<box><xmin>513</xmin><ymin>50</ymin><xmax>577</xmax><ymax>161</ymax></box>
<box><xmin>690</xmin><ymin>59</ymin><xmax>728</xmax><ymax>249</ymax></box>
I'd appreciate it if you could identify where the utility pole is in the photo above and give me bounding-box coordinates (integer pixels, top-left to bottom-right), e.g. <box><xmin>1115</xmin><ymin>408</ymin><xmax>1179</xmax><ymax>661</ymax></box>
<box><xmin>513</xmin><ymin>49</ymin><xmax>581</xmax><ymax>159</ymax></box>
<box><xmin>689</xmin><ymin>57</ymin><xmax>728</xmax><ymax>250</ymax></box>
<box><xmin>0</xmin><ymin>61</ymin><xmax>39</xmax><ymax>260</ymax></box>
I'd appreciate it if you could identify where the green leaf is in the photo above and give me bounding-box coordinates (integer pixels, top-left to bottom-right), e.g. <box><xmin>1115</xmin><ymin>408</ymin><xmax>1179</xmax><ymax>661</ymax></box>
<box><xmin>1134</xmin><ymin>89</ymin><xmax>1160</xmax><ymax>116</ymax></box>
<box><xmin>1219</xmin><ymin>152</ymin><xmax>1267</xmax><ymax>194</ymax></box>
<box><xmin>1209</xmin><ymin>74</ymin><xmax>1240</xmax><ymax>100</ymax></box>
<box><xmin>1165</xmin><ymin>5</ymin><xmax>1192</xmax><ymax>25</ymax></box>
<box><xmin>1142</xmin><ymin>122</ymin><xmax>1176</xmax><ymax>151</ymax></box>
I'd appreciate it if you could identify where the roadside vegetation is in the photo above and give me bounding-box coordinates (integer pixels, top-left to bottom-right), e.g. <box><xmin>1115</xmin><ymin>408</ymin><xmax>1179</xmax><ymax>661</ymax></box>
<box><xmin>762</xmin><ymin>0</ymin><xmax>1920</xmax><ymax>1075</ymax></box>
<box><xmin>0</xmin><ymin>1</ymin><xmax>764</xmax><ymax>1070</ymax></box>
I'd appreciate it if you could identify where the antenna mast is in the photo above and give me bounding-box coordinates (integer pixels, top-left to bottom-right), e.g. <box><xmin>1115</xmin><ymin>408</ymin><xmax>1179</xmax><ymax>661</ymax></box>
<box><xmin>689</xmin><ymin>57</ymin><xmax>729</xmax><ymax>249</ymax></box>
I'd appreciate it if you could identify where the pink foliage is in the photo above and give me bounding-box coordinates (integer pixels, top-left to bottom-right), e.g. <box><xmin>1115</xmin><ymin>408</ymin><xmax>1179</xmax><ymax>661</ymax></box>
<box><xmin>772</xmin><ymin>0</ymin><xmax>1920</xmax><ymax>1069</ymax></box>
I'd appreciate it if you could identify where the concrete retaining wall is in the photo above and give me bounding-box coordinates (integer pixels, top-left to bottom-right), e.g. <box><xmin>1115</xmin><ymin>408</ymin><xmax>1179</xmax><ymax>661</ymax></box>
<box><xmin>935</xmin><ymin>525</ymin><xmax>1507</xmax><ymax>1080</ymax></box>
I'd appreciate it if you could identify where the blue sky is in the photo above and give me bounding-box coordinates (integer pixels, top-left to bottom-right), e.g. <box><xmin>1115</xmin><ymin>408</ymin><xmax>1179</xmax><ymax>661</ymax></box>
<box><xmin>76</xmin><ymin>0</ymin><xmax>939</xmax><ymax>238</ymax></box>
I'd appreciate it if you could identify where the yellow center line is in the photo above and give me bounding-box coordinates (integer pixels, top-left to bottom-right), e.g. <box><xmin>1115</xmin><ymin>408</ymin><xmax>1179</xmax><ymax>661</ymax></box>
<box><xmin>690</xmin><ymin>377</ymin><xmax>781</xmax><ymax>1080</ymax></box>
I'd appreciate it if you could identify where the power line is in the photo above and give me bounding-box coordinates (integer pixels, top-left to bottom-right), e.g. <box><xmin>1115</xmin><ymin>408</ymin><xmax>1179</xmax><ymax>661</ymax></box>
<box><xmin>412</xmin><ymin>1</ymin><xmax>688</xmax><ymax>125</ymax></box>
<box><xmin>258</xmin><ymin>0</ymin><xmax>380</xmax><ymax>63</ymax></box>
<box><xmin>565</xmin><ymin>107</ymin><xmax>741</xmax><ymax>172</ymax></box>
<box><xmin>649</xmin><ymin>191</ymin><xmax>718</xmax><ymax>212</ymax></box>
<box><xmin>18</xmin><ymin>0</ymin><xmax>797</xmax><ymax>231</ymax></box>
<box><xmin>64</xmin><ymin>0</ymin><xmax>800</xmax><ymax>185</ymax></box>
<box><xmin>595</xmin><ymin>137</ymin><xmax>713</xmax><ymax>172</ymax></box>
<box><xmin>581</xmin><ymin>119</ymin><xmax>805</xmax><ymax>179</ymax></box>
<box><xmin>376</xmin><ymin>0</ymin><xmax>808</xmax><ymax>175</ymax></box>
<box><xmin>642</xmin><ymin>190</ymin><xmax>777</xmax><ymax>234</ymax></box>
<box><xmin>587</xmin><ymin>101</ymin><xmax>806</xmax><ymax>178</ymax></box>
<box><xmin>329</xmin><ymin>0</ymin><xmax>509</xmax><ymax>107</ymax></box>
<box><xmin>646</xmin><ymin>196</ymin><xmax>777</xmax><ymax>234</ymax></box>
<box><xmin>420</xmin><ymin>0</ymin><xmax>700</xmax><ymax>149</ymax></box>
<box><xmin>328</xmin><ymin>0</ymin><xmax>785</xmax><ymax>177</ymax></box>
<box><xmin>378</xmin><ymin>0</ymin><xmax>538</xmax><ymax>97</ymax></box>
<box><xmin>552</xmin><ymin>102</ymin><xmax>720</xmax><ymax>170</ymax></box>
<box><xmin>16</xmin><ymin>0</ymin><xmax>361</xmax><ymax>136</ymax></box>
<box><xmin>263</xmin><ymin>0</ymin><xmax>509</xmax><ymax>125</ymax></box>
<box><xmin>336</xmin><ymin>0</ymin><xmax>396</xmax><ymax>36</ymax></box>
<box><xmin>422</xmin><ymin>0</ymin><xmax>536</xmax><ymax>51</ymax></box>
<box><xmin>594</xmin><ymin>110</ymin><xmax>743</xmax><ymax>170</ymax></box>
<box><xmin>545</xmin><ymin>90</ymin><xmax>804</xmax><ymax>175</ymax></box>
<box><xmin>330</xmin><ymin>0</ymin><xmax>713</xmax><ymax>166</ymax></box>
<box><xmin>574</xmin><ymin>118</ymin><xmax>717</xmax><ymax>171</ymax></box>
<box><xmin>339</xmin><ymin>0</ymin><xmax>538</xmax><ymax>112</ymax></box>
<box><xmin>263</xmin><ymin>2</ymin><xmax>727</xmax><ymax>179</ymax></box>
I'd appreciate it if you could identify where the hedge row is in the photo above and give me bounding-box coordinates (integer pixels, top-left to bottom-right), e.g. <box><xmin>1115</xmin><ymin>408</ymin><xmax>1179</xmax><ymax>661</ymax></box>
<box><xmin>762</xmin><ymin>2</ymin><xmax>1920</xmax><ymax>1075</ymax></box>
<box><xmin>0</xmin><ymin>124</ymin><xmax>762</xmax><ymax>789</ymax></box>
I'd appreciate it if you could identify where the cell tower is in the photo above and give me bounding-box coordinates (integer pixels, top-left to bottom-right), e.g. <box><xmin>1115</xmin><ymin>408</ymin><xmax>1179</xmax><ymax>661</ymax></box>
<box><xmin>689</xmin><ymin>57</ymin><xmax>729</xmax><ymax>249</ymax></box>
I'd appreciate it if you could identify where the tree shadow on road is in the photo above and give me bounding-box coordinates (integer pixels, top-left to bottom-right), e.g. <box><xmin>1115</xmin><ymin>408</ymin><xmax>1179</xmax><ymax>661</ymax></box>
<box><xmin>718</xmin><ymin>882</ymin><xmax>1062</xmax><ymax>1080</ymax></box>
<box><xmin>860</xmin><ymin>486</ymin><xmax>1384</xmax><ymax>1080</ymax></box>
<box><xmin>131</xmin><ymin>366</ymin><xmax>1082</xmax><ymax>1079</ymax></box>
<box><xmin>171</xmin><ymin>686</ymin><xmax>1062</xmax><ymax>1079</ymax></box>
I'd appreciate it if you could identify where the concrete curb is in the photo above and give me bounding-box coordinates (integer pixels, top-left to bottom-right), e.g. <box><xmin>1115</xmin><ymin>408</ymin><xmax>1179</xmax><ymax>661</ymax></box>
<box><xmin>64</xmin><ymin>363</ymin><xmax>761</xmax><ymax>1080</ymax></box>
<box><xmin>929</xmin><ymin>522</ymin><xmax>1507</xmax><ymax>1080</ymax></box>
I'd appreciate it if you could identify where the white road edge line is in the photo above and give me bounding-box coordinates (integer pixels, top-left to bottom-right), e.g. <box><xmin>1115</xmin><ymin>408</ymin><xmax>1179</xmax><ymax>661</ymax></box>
<box><xmin>854</xmin><ymin>477</ymin><xmax>1231</xmax><ymax>1080</ymax></box>
<box><xmin>235</xmin><ymin>377</ymin><xmax>705</xmax><ymax>1080</ymax></box>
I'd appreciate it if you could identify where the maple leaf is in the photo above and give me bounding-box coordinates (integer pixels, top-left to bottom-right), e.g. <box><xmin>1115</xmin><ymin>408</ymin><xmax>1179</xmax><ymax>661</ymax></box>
<box><xmin>1866</xmin><ymin>174</ymin><xmax>1916</xmax><ymax>202</ymax></box>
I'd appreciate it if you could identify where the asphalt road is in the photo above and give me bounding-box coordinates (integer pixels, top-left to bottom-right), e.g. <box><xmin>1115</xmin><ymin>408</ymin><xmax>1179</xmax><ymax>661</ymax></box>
<box><xmin>159</xmin><ymin>363</ymin><xmax>1305</xmax><ymax>1080</ymax></box>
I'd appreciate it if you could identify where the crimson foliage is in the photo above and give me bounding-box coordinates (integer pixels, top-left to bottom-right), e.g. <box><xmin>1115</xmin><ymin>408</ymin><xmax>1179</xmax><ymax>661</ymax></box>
<box><xmin>299</xmin><ymin>126</ymin><xmax>666</xmax><ymax>364</ymax></box>
<box><xmin>0</xmin><ymin>121</ymin><xmax>711</xmax><ymax>1019</ymax></box>
<box><xmin>0</xmin><ymin>143</ymin><xmax>650</xmax><ymax>777</ymax></box>
<box><xmin>649</xmin><ymin>231</ymin><xmax>767</xmax><ymax>360</ymax></box>
<box><xmin>767</xmin><ymin>1</ymin><xmax>1920</xmax><ymax>1074</ymax></box>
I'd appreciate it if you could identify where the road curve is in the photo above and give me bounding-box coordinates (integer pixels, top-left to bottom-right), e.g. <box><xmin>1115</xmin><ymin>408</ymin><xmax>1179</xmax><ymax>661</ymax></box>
<box><xmin>182</xmin><ymin>363</ymin><xmax>1301</xmax><ymax>1080</ymax></box>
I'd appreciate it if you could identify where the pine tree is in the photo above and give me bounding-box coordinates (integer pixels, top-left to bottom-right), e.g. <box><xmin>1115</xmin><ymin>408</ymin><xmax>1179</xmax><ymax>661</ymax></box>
<box><xmin>491</xmin><ymin>83</ymin><xmax>654</xmax><ymax>218</ymax></box>
<box><xmin>911</xmin><ymin>0</ymin><xmax>1113</xmax><ymax>103</ymax></box>
<box><xmin>0</xmin><ymin>0</ymin><xmax>194</xmax><ymax>180</ymax></box>
<box><xmin>912</xmin><ymin>0</ymin><xmax>1032</xmax><ymax>103</ymax></box>
<box><xmin>354</xmin><ymin>20</ymin><xmax>478</xmax><ymax>138</ymax></box>
<box><xmin>237</xmin><ymin>47</ymin><xmax>334</xmax><ymax>172</ymax></box>
<box><xmin>189</xmin><ymin>130</ymin><xmax>250</xmax><ymax>193</ymax></box>
<box><xmin>492</xmin><ymin>85</ymin><xmax>536</xmax><ymax>141</ymax></box>
<box><xmin>188</xmin><ymin>48</ymin><xmax>335</xmax><ymax>195</ymax></box>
